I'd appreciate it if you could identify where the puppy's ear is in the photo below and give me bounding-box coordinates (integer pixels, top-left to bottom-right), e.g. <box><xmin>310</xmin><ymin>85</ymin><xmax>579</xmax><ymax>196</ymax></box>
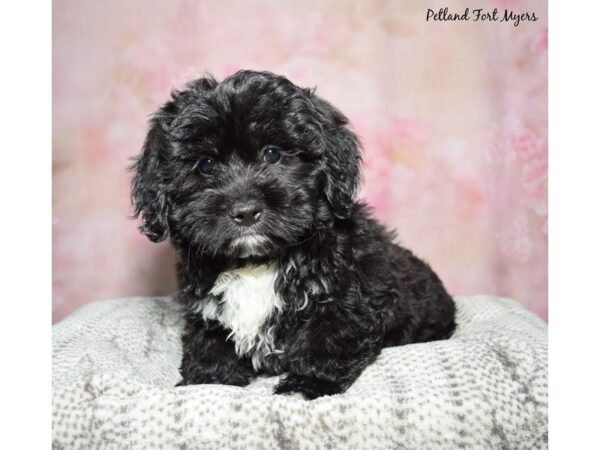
<box><xmin>130</xmin><ymin>116</ymin><xmax>172</xmax><ymax>242</ymax></box>
<box><xmin>309</xmin><ymin>94</ymin><xmax>362</xmax><ymax>219</ymax></box>
<box><xmin>131</xmin><ymin>75</ymin><xmax>218</xmax><ymax>242</ymax></box>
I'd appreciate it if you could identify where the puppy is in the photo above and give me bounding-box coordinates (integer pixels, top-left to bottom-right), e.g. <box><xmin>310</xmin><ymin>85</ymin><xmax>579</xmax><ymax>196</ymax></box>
<box><xmin>131</xmin><ymin>70</ymin><xmax>456</xmax><ymax>399</ymax></box>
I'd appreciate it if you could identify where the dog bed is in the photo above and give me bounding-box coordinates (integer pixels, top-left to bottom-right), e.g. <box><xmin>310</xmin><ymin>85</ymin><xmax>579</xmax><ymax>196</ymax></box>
<box><xmin>52</xmin><ymin>295</ymin><xmax>547</xmax><ymax>449</ymax></box>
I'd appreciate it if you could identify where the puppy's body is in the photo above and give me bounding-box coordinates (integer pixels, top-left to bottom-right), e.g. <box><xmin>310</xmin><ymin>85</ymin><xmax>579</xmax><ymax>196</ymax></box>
<box><xmin>132</xmin><ymin>70</ymin><xmax>456</xmax><ymax>399</ymax></box>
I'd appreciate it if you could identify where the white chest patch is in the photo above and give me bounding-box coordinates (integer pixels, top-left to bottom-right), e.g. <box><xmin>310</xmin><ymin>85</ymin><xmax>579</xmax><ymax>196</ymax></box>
<box><xmin>198</xmin><ymin>264</ymin><xmax>284</xmax><ymax>370</ymax></box>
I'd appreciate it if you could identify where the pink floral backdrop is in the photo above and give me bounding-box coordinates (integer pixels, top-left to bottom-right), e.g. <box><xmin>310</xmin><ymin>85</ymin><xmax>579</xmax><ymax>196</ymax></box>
<box><xmin>53</xmin><ymin>0</ymin><xmax>548</xmax><ymax>323</ymax></box>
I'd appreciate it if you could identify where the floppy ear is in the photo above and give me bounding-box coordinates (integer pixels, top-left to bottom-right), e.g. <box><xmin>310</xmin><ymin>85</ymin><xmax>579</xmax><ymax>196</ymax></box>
<box><xmin>130</xmin><ymin>117</ymin><xmax>172</xmax><ymax>243</ymax></box>
<box><xmin>131</xmin><ymin>75</ymin><xmax>219</xmax><ymax>242</ymax></box>
<box><xmin>309</xmin><ymin>94</ymin><xmax>362</xmax><ymax>219</ymax></box>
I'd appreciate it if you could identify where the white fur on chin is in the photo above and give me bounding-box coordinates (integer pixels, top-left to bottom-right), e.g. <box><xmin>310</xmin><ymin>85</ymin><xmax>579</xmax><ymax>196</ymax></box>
<box><xmin>229</xmin><ymin>234</ymin><xmax>270</xmax><ymax>257</ymax></box>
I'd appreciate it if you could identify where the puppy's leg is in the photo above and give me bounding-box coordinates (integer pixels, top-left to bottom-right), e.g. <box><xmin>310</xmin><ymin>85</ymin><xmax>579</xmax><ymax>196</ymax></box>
<box><xmin>275</xmin><ymin>305</ymin><xmax>382</xmax><ymax>399</ymax></box>
<box><xmin>177</xmin><ymin>315</ymin><xmax>255</xmax><ymax>387</ymax></box>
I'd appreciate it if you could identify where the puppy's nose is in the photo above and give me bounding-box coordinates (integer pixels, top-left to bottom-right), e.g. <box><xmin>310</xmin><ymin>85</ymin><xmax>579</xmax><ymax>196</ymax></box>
<box><xmin>230</xmin><ymin>202</ymin><xmax>263</xmax><ymax>226</ymax></box>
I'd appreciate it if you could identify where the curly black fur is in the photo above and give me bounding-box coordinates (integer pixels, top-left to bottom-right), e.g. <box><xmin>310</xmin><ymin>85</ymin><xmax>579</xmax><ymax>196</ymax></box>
<box><xmin>131</xmin><ymin>70</ymin><xmax>456</xmax><ymax>399</ymax></box>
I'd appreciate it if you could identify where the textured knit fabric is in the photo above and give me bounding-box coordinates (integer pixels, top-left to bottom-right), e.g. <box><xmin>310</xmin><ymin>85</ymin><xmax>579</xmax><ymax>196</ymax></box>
<box><xmin>52</xmin><ymin>296</ymin><xmax>548</xmax><ymax>449</ymax></box>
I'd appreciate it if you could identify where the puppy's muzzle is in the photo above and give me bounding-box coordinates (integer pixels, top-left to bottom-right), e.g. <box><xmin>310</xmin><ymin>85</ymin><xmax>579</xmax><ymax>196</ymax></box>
<box><xmin>230</xmin><ymin>201</ymin><xmax>263</xmax><ymax>227</ymax></box>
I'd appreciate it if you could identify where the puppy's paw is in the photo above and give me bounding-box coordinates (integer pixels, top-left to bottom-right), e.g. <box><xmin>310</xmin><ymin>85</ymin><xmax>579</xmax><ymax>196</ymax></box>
<box><xmin>176</xmin><ymin>369</ymin><xmax>253</xmax><ymax>387</ymax></box>
<box><xmin>274</xmin><ymin>374</ymin><xmax>344</xmax><ymax>400</ymax></box>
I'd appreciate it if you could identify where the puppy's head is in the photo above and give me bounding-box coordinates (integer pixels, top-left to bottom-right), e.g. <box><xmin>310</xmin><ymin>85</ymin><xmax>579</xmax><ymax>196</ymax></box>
<box><xmin>131</xmin><ymin>70</ymin><xmax>361</xmax><ymax>259</ymax></box>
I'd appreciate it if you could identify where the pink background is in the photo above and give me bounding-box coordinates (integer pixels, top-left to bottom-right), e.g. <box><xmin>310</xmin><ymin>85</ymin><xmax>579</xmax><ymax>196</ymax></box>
<box><xmin>53</xmin><ymin>0</ymin><xmax>548</xmax><ymax>323</ymax></box>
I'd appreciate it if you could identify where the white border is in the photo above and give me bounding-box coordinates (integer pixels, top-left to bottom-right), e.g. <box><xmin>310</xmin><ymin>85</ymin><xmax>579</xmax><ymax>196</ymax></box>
<box><xmin>550</xmin><ymin>0</ymin><xmax>600</xmax><ymax>446</ymax></box>
<box><xmin>0</xmin><ymin>1</ymin><xmax>51</xmax><ymax>448</ymax></box>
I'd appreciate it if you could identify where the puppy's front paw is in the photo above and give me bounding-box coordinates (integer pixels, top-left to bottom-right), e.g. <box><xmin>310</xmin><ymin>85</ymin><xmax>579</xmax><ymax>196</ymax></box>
<box><xmin>176</xmin><ymin>370</ymin><xmax>253</xmax><ymax>388</ymax></box>
<box><xmin>274</xmin><ymin>374</ymin><xmax>344</xmax><ymax>400</ymax></box>
<box><xmin>177</xmin><ymin>363</ymin><xmax>254</xmax><ymax>387</ymax></box>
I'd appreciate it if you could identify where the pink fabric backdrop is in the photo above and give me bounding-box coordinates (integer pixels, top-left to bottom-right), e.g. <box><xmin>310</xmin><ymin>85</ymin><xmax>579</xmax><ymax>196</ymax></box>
<box><xmin>53</xmin><ymin>0</ymin><xmax>548</xmax><ymax>323</ymax></box>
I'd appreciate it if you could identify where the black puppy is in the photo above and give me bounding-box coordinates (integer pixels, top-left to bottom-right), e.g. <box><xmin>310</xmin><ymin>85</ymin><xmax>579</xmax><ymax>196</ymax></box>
<box><xmin>131</xmin><ymin>70</ymin><xmax>455</xmax><ymax>399</ymax></box>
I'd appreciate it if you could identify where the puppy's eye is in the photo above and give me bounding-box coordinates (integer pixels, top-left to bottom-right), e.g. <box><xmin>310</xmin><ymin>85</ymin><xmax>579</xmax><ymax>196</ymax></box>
<box><xmin>263</xmin><ymin>146</ymin><xmax>281</xmax><ymax>164</ymax></box>
<box><xmin>198</xmin><ymin>157</ymin><xmax>215</xmax><ymax>174</ymax></box>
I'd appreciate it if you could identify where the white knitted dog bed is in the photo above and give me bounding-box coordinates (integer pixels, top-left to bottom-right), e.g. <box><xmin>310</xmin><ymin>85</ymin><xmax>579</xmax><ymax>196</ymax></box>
<box><xmin>52</xmin><ymin>295</ymin><xmax>547</xmax><ymax>449</ymax></box>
